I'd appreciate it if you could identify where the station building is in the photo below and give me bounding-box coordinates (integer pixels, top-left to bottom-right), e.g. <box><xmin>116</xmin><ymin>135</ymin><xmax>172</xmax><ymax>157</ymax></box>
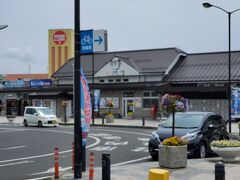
<box><xmin>1</xmin><ymin>29</ymin><xmax>240</xmax><ymax>121</ymax></box>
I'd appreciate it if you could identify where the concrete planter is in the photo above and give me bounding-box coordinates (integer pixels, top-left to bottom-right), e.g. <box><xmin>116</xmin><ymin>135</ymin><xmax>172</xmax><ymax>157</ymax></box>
<box><xmin>106</xmin><ymin>115</ymin><xmax>114</xmax><ymax>123</ymax></box>
<box><xmin>211</xmin><ymin>146</ymin><xmax>240</xmax><ymax>162</ymax></box>
<box><xmin>159</xmin><ymin>145</ymin><xmax>187</xmax><ymax>168</ymax></box>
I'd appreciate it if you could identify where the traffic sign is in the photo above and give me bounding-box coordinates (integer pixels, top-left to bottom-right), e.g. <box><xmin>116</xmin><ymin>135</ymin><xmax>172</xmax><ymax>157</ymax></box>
<box><xmin>80</xmin><ymin>29</ymin><xmax>107</xmax><ymax>54</ymax></box>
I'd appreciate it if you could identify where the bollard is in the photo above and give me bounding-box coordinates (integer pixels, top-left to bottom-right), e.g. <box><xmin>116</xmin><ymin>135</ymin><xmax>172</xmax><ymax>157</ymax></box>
<box><xmin>54</xmin><ymin>147</ymin><xmax>59</xmax><ymax>179</ymax></box>
<box><xmin>102</xmin><ymin>153</ymin><xmax>110</xmax><ymax>180</ymax></box>
<box><xmin>142</xmin><ymin>117</ymin><xmax>145</xmax><ymax>126</ymax></box>
<box><xmin>215</xmin><ymin>162</ymin><xmax>225</xmax><ymax>180</ymax></box>
<box><xmin>102</xmin><ymin>116</ymin><xmax>105</xmax><ymax>125</ymax></box>
<box><xmin>148</xmin><ymin>169</ymin><xmax>169</xmax><ymax>180</ymax></box>
<box><xmin>89</xmin><ymin>152</ymin><xmax>95</xmax><ymax>180</ymax></box>
<box><xmin>72</xmin><ymin>142</ymin><xmax>74</xmax><ymax>172</ymax></box>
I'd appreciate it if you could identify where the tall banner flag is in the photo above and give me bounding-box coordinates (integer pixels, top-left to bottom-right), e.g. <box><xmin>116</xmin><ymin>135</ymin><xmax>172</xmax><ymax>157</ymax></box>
<box><xmin>80</xmin><ymin>67</ymin><xmax>92</xmax><ymax>145</ymax></box>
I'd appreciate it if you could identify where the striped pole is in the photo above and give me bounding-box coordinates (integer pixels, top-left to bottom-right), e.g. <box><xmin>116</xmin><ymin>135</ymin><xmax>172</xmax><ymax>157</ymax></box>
<box><xmin>72</xmin><ymin>142</ymin><xmax>74</xmax><ymax>172</ymax></box>
<box><xmin>54</xmin><ymin>147</ymin><xmax>59</xmax><ymax>179</ymax></box>
<box><xmin>89</xmin><ymin>152</ymin><xmax>95</xmax><ymax>180</ymax></box>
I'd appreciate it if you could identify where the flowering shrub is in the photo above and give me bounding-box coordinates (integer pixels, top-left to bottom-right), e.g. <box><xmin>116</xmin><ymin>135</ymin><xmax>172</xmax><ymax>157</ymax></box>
<box><xmin>162</xmin><ymin>136</ymin><xmax>188</xmax><ymax>146</ymax></box>
<box><xmin>161</xmin><ymin>94</ymin><xmax>186</xmax><ymax>113</ymax></box>
<box><xmin>210</xmin><ymin>140</ymin><xmax>240</xmax><ymax>148</ymax></box>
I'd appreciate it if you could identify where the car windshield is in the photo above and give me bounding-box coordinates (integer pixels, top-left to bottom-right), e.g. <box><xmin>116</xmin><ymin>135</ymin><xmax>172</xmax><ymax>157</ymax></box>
<box><xmin>161</xmin><ymin>114</ymin><xmax>204</xmax><ymax>128</ymax></box>
<box><xmin>38</xmin><ymin>108</ymin><xmax>54</xmax><ymax>116</ymax></box>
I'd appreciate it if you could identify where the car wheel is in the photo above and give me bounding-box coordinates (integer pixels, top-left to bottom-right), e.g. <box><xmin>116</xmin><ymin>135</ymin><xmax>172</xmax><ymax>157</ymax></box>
<box><xmin>23</xmin><ymin>120</ymin><xmax>28</xmax><ymax>127</ymax></box>
<box><xmin>38</xmin><ymin>121</ymin><xmax>43</xmax><ymax>127</ymax></box>
<box><xmin>198</xmin><ymin>144</ymin><xmax>206</xmax><ymax>159</ymax></box>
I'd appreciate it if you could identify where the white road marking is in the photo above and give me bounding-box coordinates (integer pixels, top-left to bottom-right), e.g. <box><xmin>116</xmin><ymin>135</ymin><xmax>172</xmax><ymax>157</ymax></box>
<box><xmin>30</xmin><ymin>166</ymin><xmax>72</xmax><ymax>176</ymax></box>
<box><xmin>89</xmin><ymin>146</ymin><xmax>117</xmax><ymax>151</ymax></box>
<box><xmin>0</xmin><ymin>145</ymin><xmax>26</xmax><ymax>150</ymax></box>
<box><xmin>131</xmin><ymin>147</ymin><xmax>149</xmax><ymax>152</ymax></box>
<box><xmin>0</xmin><ymin>128</ymin><xmax>26</xmax><ymax>133</ymax></box>
<box><xmin>103</xmin><ymin>136</ymin><xmax>121</xmax><ymax>140</ymax></box>
<box><xmin>93</xmin><ymin>128</ymin><xmax>150</xmax><ymax>136</ymax></box>
<box><xmin>25</xmin><ymin>176</ymin><xmax>52</xmax><ymax>180</ymax></box>
<box><xmin>0</xmin><ymin>135</ymin><xmax>100</xmax><ymax>164</ymax></box>
<box><xmin>105</xmin><ymin>141</ymin><xmax>128</xmax><ymax>145</ymax></box>
<box><xmin>0</xmin><ymin>160</ymin><xmax>34</xmax><ymax>167</ymax></box>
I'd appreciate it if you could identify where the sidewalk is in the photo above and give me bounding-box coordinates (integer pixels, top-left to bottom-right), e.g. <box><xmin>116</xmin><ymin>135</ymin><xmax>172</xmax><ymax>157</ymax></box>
<box><xmin>61</xmin><ymin>158</ymin><xmax>240</xmax><ymax>180</ymax></box>
<box><xmin>0</xmin><ymin>116</ymin><xmax>239</xmax><ymax>132</ymax></box>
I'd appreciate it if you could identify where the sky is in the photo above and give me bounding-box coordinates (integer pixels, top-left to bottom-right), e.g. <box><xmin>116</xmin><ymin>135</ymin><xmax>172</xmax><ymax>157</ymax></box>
<box><xmin>1</xmin><ymin>0</ymin><xmax>240</xmax><ymax>74</ymax></box>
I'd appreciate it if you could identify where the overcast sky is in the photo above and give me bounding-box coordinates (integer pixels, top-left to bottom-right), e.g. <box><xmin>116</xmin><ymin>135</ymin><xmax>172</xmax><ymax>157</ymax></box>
<box><xmin>1</xmin><ymin>0</ymin><xmax>240</xmax><ymax>74</ymax></box>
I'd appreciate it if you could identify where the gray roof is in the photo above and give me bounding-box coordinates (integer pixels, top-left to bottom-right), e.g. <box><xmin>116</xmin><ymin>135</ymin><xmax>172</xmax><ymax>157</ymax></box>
<box><xmin>52</xmin><ymin>48</ymin><xmax>184</xmax><ymax>78</ymax></box>
<box><xmin>165</xmin><ymin>51</ymin><xmax>240</xmax><ymax>83</ymax></box>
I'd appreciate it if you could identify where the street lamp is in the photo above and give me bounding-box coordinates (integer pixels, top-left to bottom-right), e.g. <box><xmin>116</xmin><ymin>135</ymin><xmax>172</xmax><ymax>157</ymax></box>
<box><xmin>203</xmin><ymin>3</ymin><xmax>240</xmax><ymax>133</ymax></box>
<box><xmin>0</xmin><ymin>25</ymin><xmax>8</xmax><ymax>30</ymax></box>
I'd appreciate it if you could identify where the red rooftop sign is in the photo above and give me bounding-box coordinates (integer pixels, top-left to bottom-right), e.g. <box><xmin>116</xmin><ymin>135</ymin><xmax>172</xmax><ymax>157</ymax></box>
<box><xmin>53</xmin><ymin>31</ymin><xmax>66</xmax><ymax>45</ymax></box>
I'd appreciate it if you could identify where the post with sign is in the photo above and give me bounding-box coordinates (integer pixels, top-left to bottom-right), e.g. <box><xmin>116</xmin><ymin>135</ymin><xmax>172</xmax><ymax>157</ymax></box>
<box><xmin>74</xmin><ymin>0</ymin><xmax>82</xmax><ymax>178</ymax></box>
<box><xmin>80</xmin><ymin>29</ymin><xmax>107</xmax><ymax>125</ymax></box>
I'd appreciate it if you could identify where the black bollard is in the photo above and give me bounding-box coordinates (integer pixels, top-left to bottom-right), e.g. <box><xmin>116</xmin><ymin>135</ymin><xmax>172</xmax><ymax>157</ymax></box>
<box><xmin>142</xmin><ymin>117</ymin><xmax>145</xmax><ymax>126</ymax></box>
<box><xmin>215</xmin><ymin>162</ymin><xmax>225</xmax><ymax>180</ymax></box>
<box><xmin>102</xmin><ymin>153</ymin><xmax>110</xmax><ymax>180</ymax></box>
<box><xmin>102</xmin><ymin>116</ymin><xmax>105</xmax><ymax>125</ymax></box>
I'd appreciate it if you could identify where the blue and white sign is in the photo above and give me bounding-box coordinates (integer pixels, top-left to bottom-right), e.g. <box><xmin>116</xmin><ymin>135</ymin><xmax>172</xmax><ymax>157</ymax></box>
<box><xmin>29</xmin><ymin>79</ymin><xmax>52</xmax><ymax>87</ymax></box>
<box><xmin>80</xmin><ymin>29</ymin><xmax>107</xmax><ymax>54</ymax></box>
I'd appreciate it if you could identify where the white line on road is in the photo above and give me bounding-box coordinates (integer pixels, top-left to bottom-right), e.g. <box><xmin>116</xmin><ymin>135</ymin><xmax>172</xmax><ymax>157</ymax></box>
<box><xmin>25</xmin><ymin>176</ymin><xmax>52</xmax><ymax>180</ymax></box>
<box><xmin>0</xmin><ymin>160</ymin><xmax>34</xmax><ymax>167</ymax></box>
<box><xmin>0</xmin><ymin>135</ymin><xmax>100</xmax><ymax>164</ymax></box>
<box><xmin>0</xmin><ymin>145</ymin><xmax>26</xmax><ymax>150</ymax></box>
<box><xmin>30</xmin><ymin>166</ymin><xmax>72</xmax><ymax>176</ymax></box>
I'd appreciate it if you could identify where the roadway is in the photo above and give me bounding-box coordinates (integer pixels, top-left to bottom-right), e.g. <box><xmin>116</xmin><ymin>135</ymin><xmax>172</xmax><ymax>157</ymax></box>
<box><xmin>0</xmin><ymin>124</ymin><xmax>152</xmax><ymax>180</ymax></box>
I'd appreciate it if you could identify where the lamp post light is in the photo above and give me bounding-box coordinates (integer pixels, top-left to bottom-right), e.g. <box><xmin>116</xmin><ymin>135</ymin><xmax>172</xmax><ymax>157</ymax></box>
<box><xmin>0</xmin><ymin>25</ymin><xmax>8</xmax><ymax>30</ymax></box>
<box><xmin>203</xmin><ymin>2</ymin><xmax>240</xmax><ymax>133</ymax></box>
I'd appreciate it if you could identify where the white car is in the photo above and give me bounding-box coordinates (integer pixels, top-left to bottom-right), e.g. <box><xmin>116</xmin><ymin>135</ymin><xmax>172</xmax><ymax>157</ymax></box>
<box><xmin>23</xmin><ymin>106</ymin><xmax>58</xmax><ymax>127</ymax></box>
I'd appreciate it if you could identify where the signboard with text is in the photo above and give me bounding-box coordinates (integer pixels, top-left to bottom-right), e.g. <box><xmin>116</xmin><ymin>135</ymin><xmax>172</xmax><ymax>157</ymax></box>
<box><xmin>80</xmin><ymin>29</ymin><xmax>107</xmax><ymax>54</ymax></box>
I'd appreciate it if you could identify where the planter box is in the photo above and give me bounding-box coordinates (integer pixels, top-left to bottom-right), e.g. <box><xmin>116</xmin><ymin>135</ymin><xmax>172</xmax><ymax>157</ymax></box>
<box><xmin>106</xmin><ymin>115</ymin><xmax>114</xmax><ymax>123</ymax></box>
<box><xmin>159</xmin><ymin>145</ymin><xmax>187</xmax><ymax>168</ymax></box>
<box><xmin>211</xmin><ymin>146</ymin><xmax>240</xmax><ymax>162</ymax></box>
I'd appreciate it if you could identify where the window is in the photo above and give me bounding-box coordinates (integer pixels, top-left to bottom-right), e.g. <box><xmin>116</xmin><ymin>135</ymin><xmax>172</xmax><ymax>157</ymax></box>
<box><xmin>26</xmin><ymin>108</ymin><xmax>32</xmax><ymax>115</ymax></box>
<box><xmin>108</xmin><ymin>79</ymin><xmax>114</xmax><ymax>82</ymax></box>
<box><xmin>142</xmin><ymin>91</ymin><xmax>159</xmax><ymax>108</ymax></box>
<box><xmin>206</xmin><ymin>115</ymin><xmax>223</xmax><ymax>127</ymax></box>
<box><xmin>99</xmin><ymin>79</ymin><xmax>105</xmax><ymax>83</ymax></box>
<box><xmin>123</xmin><ymin>79</ymin><xmax>129</xmax><ymax>82</ymax></box>
<box><xmin>116</xmin><ymin>79</ymin><xmax>121</xmax><ymax>82</ymax></box>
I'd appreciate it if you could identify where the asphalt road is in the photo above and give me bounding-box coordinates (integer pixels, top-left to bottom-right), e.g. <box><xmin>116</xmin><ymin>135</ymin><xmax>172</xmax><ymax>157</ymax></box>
<box><xmin>0</xmin><ymin>125</ymin><xmax>153</xmax><ymax>180</ymax></box>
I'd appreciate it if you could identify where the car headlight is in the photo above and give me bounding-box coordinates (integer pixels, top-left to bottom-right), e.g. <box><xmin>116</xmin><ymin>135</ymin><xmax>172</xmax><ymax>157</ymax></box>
<box><xmin>151</xmin><ymin>132</ymin><xmax>159</xmax><ymax>140</ymax></box>
<box><xmin>181</xmin><ymin>132</ymin><xmax>197</xmax><ymax>141</ymax></box>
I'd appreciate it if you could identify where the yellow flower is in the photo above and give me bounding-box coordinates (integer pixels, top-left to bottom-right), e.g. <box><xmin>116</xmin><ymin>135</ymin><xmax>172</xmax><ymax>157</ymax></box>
<box><xmin>162</xmin><ymin>136</ymin><xmax>188</xmax><ymax>146</ymax></box>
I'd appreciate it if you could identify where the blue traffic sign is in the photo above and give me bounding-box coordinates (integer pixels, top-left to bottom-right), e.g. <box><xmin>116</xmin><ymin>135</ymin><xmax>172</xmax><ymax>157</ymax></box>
<box><xmin>80</xmin><ymin>30</ymin><xmax>93</xmax><ymax>54</ymax></box>
<box><xmin>80</xmin><ymin>29</ymin><xmax>107</xmax><ymax>54</ymax></box>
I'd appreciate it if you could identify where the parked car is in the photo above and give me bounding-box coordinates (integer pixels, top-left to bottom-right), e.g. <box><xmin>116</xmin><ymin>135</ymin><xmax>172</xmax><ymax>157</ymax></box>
<box><xmin>23</xmin><ymin>106</ymin><xmax>58</xmax><ymax>127</ymax></box>
<box><xmin>148</xmin><ymin>112</ymin><xmax>229</xmax><ymax>160</ymax></box>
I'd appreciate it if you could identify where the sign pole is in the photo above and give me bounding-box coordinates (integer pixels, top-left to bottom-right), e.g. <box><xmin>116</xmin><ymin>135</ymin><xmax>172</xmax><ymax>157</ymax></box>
<box><xmin>74</xmin><ymin>0</ymin><xmax>82</xmax><ymax>178</ymax></box>
<box><xmin>92</xmin><ymin>53</ymin><xmax>95</xmax><ymax>124</ymax></box>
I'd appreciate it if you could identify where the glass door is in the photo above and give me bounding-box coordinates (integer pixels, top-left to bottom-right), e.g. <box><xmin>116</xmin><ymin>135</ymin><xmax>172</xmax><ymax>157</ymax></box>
<box><xmin>122</xmin><ymin>98</ymin><xmax>134</xmax><ymax>118</ymax></box>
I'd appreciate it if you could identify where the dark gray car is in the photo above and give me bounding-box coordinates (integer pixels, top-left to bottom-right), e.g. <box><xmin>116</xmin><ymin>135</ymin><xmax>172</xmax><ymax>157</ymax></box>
<box><xmin>148</xmin><ymin>112</ymin><xmax>229</xmax><ymax>160</ymax></box>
